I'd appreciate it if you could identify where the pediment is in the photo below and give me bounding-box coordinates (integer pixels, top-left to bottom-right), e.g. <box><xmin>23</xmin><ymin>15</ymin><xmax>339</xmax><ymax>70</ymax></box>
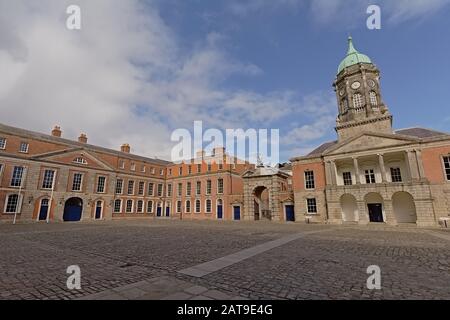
<box><xmin>32</xmin><ymin>148</ymin><xmax>114</xmax><ymax>170</ymax></box>
<box><xmin>325</xmin><ymin>133</ymin><xmax>418</xmax><ymax>155</ymax></box>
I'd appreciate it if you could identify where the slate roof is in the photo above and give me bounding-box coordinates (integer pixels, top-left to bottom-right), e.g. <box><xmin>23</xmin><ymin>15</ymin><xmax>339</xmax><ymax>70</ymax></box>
<box><xmin>0</xmin><ymin>122</ymin><xmax>172</xmax><ymax>166</ymax></box>
<box><xmin>395</xmin><ymin>127</ymin><xmax>450</xmax><ymax>139</ymax></box>
<box><xmin>302</xmin><ymin>127</ymin><xmax>450</xmax><ymax>159</ymax></box>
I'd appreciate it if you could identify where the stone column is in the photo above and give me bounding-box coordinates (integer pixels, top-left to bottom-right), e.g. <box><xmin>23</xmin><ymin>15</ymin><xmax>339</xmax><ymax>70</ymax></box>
<box><xmin>415</xmin><ymin>149</ymin><xmax>425</xmax><ymax>179</ymax></box>
<box><xmin>383</xmin><ymin>199</ymin><xmax>395</xmax><ymax>225</ymax></box>
<box><xmin>357</xmin><ymin>200</ymin><xmax>369</xmax><ymax>225</ymax></box>
<box><xmin>406</xmin><ymin>150</ymin><xmax>420</xmax><ymax>181</ymax></box>
<box><xmin>331</xmin><ymin>161</ymin><xmax>338</xmax><ymax>186</ymax></box>
<box><xmin>353</xmin><ymin>157</ymin><xmax>361</xmax><ymax>185</ymax></box>
<box><xmin>378</xmin><ymin>154</ymin><xmax>387</xmax><ymax>183</ymax></box>
<box><xmin>325</xmin><ymin>161</ymin><xmax>332</xmax><ymax>186</ymax></box>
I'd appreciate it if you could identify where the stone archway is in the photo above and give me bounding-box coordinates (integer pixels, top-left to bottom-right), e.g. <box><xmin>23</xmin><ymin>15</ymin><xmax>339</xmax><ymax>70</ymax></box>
<box><xmin>340</xmin><ymin>194</ymin><xmax>359</xmax><ymax>222</ymax></box>
<box><xmin>253</xmin><ymin>186</ymin><xmax>271</xmax><ymax>221</ymax></box>
<box><xmin>392</xmin><ymin>192</ymin><xmax>417</xmax><ymax>224</ymax></box>
<box><xmin>63</xmin><ymin>197</ymin><xmax>83</xmax><ymax>222</ymax></box>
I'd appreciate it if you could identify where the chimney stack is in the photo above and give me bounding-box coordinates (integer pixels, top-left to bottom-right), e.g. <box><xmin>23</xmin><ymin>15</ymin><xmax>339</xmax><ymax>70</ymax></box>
<box><xmin>78</xmin><ymin>133</ymin><xmax>88</xmax><ymax>144</ymax></box>
<box><xmin>51</xmin><ymin>126</ymin><xmax>62</xmax><ymax>137</ymax></box>
<box><xmin>121</xmin><ymin>144</ymin><xmax>131</xmax><ymax>153</ymax></box>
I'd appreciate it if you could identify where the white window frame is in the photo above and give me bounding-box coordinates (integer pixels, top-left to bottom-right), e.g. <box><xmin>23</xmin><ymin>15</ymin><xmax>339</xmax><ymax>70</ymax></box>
<box><xmin>19</xmin><ymin>142</ymin><xmax>29</xmax><ymax>153</ymax></box>
<box><xmin>390</xmin><ymin>167</ymin><xmax>402</xmax><ymax>183</ymax></box>
<box><xmin>443</xmin><ymin>156</ymin><xmax>450</xmax><ymax>181</ymax></box>
<box><xmin>10</xmin><ymin>166</ymin><xmax>25</xmax><ymax>187</ymax></box>
<box><xmin>126</xmin><ymin>200</ymin><xmax>134</xmax><ymax>213</ymax></box>
<box><xmin>217</xmin><ymin>178</ymin><xmax>224</xmax><ymax>194</ymax></box>
<box><xmin>364</xmin><ymin>169</ymin><xmax>376</xmax><ymax>184</ymax></box>
<box><xmin>167</xmin><ymin>184</ymin><xmax>172</xmax><ymax>197</ymax></box>
<box><xmin>306</xmin><ymin>198</ymin><xmax>318</xmax><ymax>215</ymax></box>
<box><xmin>148</xmin><ymin>182</ymin><xmax>154</xmax><ymax>196</ymax></box>
<box><xmin>147</xmin><ymin>200</ymin><xmax>154</xmax><ymax>213</ymax></box>
<box><xmin>157</xmin><ymin>184</ymin><xmax>163</xmax><ymax>197</ymax></box>
<box><xmin>185</xmin><ymin>200</ymin><xmax>191</xmax><ymax>213</ymax></box>
<box><xmin>195</xmin><ymin>199</ymin><xmax>201</xmax><ymax>213</ymax></box>
<box><xmin>113</xmin><ymin>199</ymin><xmax>122</xmax><ymax>213</ymax></box>
<box><xmin>343</xmin><ymin>172</ymin><xmax>353</xmax><ymax>186</ymax></box>
<box><xmin>73</xmin><ymin>157</ymin><xmax>88</xmax><ymax>165</ymax></box>
<box><xmin>304</xmin><ymin>171</ymin><xmax>315</xmax><ymax>190</ymax></box>
<box><xmin>0</xmin><ymin>137</ymin><xmax>6</xmax><ymax>150</ymax></box>
<box><xmin>196</xmin><ymin>181</ymin><xmax>201</xmax><ymax>195</ymax></box>
<box><xmin>115</xmin><ymin>179</ymin><xmax>124</xmax><ymax>195</ymax></box>
<box><xmin>206</xmin><ymin>180</ymin><xmax>212</xmax><ymax>195</ymax></box>
<box><xmin>178</xmin><ymin>183</ymin><xmax>182</xmax><ymax>197</ymax></box>
<box><xmin>42</xmin><ymin>169</ymin><xmax>56</xmax><ymax>190</ymax></box>
<box><xmin>176</xmin><ymin>200</ymin><xmax>182</xmax><ymax>213</ymax></box>
<box><xmin>72</xmin><ymin>173</ymin><xmax>83</xmax><ymax>191</ymax></box>
<box><xmin>137</xmin><ymin>200</ymin><xmax>144</xmax><ymax>213</ymax></box>
<box><xmin>138</xmin><ymin>181</ymin><xmax>145</xmax><ymax>196</ymax></box>
<box><xmin>4</xmin><ymin>194</ymin><xmax>23</xmax><ymax>214</ymax></box>
<box><xmin>127</xmin><ymin>180</ymin><xmax>135</xmax><ymax>195</ymax></box>
<box><xmin>97</xmin><ymin>176</ymin><xmax>106</xmax><ymax>193</ymax></box>
<box><xmin>186</xmin><ymin>182</ymin><xmax>192</xmax><ymax>196</ymax></box>
<box><xmin>205</xmin><ymin>199</ymin><xmax>212</xmax><ymax>213</ymax></box>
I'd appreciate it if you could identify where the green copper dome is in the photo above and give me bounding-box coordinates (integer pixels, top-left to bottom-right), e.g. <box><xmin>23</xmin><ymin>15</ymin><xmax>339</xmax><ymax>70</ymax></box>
<box><xmin>337</xmin><ymin>37</ymin><xmax>372</xmax><ymax>74</ymax></box>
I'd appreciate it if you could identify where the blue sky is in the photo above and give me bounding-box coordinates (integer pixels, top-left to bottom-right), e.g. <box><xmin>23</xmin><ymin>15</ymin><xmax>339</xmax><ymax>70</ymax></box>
<box><xmin>1</xmin><ymin>0</ymin><xmax>450</xmax><ymax>163</ymax></box>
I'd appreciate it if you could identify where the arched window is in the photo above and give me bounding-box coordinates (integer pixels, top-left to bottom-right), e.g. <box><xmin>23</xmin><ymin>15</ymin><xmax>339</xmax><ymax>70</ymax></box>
<box><xmin>195</xmin><ymin>200</ymin><xmax>201</xmax><ymax>213</ymax></box>
<box><xmin>114</xmin><ymin>199</ymin><xmax>122</xmax><ymax>213</ymax></box>
<box><xmin>206</xmin><ymin>199</ymin><xmax>212</xmax><ymax>213</ymax></box>
<box><xmin>185</xmin><ymin>200</ymin><xmax>191</xmax><ymax>213</ymax></box>
<box><xmin>370</xmin><ymin>91</ymin><xmax>378</xmax><ymax>106</ymax></box>
<box><xmin>353</xmin><ymin>93</ymin><xmax>363</xmax><ymax>109</ymax></box>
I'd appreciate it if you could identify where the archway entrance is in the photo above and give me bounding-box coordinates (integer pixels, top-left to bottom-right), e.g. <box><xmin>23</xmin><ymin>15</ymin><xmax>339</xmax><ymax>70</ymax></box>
<box><xmin>95</xmin><ymin>201</ymin><xmax>103</xmax><ymax>220</ymax></box>
<box><xmin>63</xmin><ymin>198</ymin><xmax>83</xmax><ymax>222</ymax></box>
<box><xmin>392</xmin><ymin>192</ymin><xmax>417</xmax><ymax>223</ymax></box>
<box><xmin>253</xmin><ymin>186</ymin><xmax>271</xmax><ymax>221</ymax></box>
<box><xmin>340</xmin><ymin>194</ymin><xmax>359</xmax><ymax>223</ymax></box>
<box><xmin>365</xmin><ymin>193</ymin><xmax>384</xmax><ymax>223</ymax></box>
<box><xmin>39</xmin><ymin>198</ymin><xmax>50</xmax><ymax>221</ymax></box>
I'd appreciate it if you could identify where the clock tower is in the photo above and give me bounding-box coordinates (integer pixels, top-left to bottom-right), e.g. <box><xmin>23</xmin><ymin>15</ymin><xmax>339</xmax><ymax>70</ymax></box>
<box><xmin>333</xmin><ymin>37</ymin><xmax>392</xmax><ymax>141</ymax></box>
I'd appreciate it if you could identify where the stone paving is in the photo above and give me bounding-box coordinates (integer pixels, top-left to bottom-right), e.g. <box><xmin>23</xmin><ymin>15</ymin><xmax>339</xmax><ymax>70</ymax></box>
<box><xmin>0</xmin><ymin>220</ymin><xmax>448</xmax><ymax>300</ymax></box>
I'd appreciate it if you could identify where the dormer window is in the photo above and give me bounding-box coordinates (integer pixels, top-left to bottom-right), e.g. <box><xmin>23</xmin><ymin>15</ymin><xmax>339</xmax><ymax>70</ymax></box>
<box><xmin>73</xmin><ymin>157</ymin><xmax>87</xmax><ymax>165</ymax></box>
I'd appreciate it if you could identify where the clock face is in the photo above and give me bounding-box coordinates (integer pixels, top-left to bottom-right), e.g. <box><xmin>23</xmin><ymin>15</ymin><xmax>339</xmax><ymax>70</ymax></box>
<box><xmin>368</xmin><ymin>79</ymin><xmax>376</xmax><ymax>88</ymax></box>
<box><xmin>351</xmin><ymin>81</ymin><xmax>361</xmax><ymax>90</ymax></box>
<box><xmin>339</xmin><ymin>90</ymin><xmax>345</xmax><ymax>96</ymax></box>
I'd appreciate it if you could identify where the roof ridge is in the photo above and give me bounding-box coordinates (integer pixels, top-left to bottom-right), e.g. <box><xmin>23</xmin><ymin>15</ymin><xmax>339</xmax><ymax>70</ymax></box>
<box><xmin>0</xmin><ymin>122</ymin><xmax>172</xmax><ymax>166</ymax></box>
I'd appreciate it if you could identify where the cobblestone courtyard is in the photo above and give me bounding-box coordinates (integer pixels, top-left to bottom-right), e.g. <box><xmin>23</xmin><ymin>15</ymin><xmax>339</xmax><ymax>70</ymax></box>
<box><xmin>0</xmin><ymin>220</ymin><xmax>449</xmax><ymax>300</ymax></box>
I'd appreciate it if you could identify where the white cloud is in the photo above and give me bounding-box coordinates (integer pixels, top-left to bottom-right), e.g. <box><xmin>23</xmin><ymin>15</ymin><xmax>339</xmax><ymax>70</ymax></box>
<box><xmin>309</xmin><ymin>0</ymin><xmax>450</xmax><ymax>25</ymax></box>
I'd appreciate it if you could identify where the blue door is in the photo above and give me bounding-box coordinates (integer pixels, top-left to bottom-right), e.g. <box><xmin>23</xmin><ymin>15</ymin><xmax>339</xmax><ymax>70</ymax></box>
<box><xmin>95</xmin><ymin>202</ymin><xmax>102</xmax><ymax>220</ymax></box>
<box><xmin>166</xmin><ymin>206</ymin><xmax>170</xmax><ymax>217</ymax></box>
<box><xmin>285</xmin><ymin>205</ymin><xmax>295</xmax><ymax>222</ymax></box>
<box><xmin>217</xmin><ymin>205</ymin><xmax>223</xmax><ymax>219</ymax></box>
<box><xmin>63</xmin><ymin>198</ymin><xmax>83</xmax><ymax>222</ymax></box>
<box><xmin>157</xmin><ymin>206</ymin><xmax>162</xmax><ymax>217</ymax></box>
<box><xmin>233</xmin><ymin>206</ymin><xmax>241</xmax><ymax>221</ymax></box>
<box><xmin>39</xmin><ymin>199</ymin><xmax>49</xmax><ymax>221</ymax></box>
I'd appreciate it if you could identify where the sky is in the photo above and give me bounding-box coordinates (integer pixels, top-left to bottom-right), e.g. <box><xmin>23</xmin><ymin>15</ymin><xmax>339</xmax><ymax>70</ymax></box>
<box><xmin>1</xmin><ymin>0</ymin><xmax>450</xmax><ymax>163</ymax></box>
